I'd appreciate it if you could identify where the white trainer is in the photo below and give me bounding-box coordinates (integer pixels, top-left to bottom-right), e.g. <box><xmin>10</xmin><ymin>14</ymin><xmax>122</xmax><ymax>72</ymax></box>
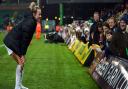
<box><xmin>15</xmin><ymin>86</ymin><xmax>21</xmax><ymax>89</ymax></box>
<box><xmin>20</xmin><ymin>85</ymin><xmax>29</xmax><ymax>89</ymax></box>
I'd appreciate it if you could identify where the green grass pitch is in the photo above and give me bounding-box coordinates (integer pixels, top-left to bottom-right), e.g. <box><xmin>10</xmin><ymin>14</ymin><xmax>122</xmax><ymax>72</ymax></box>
<box><xmin>0</xmin><ymin>32</ymin><xmax>100</xmax><ymax>89</ymax></box>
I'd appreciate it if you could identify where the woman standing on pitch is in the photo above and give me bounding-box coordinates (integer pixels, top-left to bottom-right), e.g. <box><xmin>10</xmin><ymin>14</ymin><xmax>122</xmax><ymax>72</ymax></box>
<box><xmin>3</xmin><ymin>2</ymin><xmax>41</xmax><ymax>89</ymax></box>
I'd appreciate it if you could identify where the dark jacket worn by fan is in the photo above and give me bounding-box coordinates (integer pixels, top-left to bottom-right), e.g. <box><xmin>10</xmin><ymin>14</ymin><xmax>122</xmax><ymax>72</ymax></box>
<box><xmin>110</xmin><ymin>28</ymin><xmax>128</xmax><ymax>59</ymax></box>
<box><xmin>89</xmin><ymin>21</ymin><xmax>102</xmax><ymax>46</ymax></box>
<box><xmin>3</xmin><ymin>10</ymin><xmax>37</xmax><ymax>56</ymax></box>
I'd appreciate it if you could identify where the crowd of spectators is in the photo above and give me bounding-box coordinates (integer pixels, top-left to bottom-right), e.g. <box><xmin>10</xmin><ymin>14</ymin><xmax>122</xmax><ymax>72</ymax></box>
<box><xmin>59</xmin><ymin>2</ymin><xmax>128</xmax><ymax>59</ymax></box>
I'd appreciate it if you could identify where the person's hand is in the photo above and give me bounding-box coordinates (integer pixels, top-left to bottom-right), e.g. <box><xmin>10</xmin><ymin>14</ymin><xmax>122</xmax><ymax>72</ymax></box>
<box><xmin>100</xmin><ymin>44</ymin><xmax>104</xmax><ymax>49</ymax></box>
<box><xmin>106</xmin><ymin>34</ymin><xmax>112</xmax><ymax>41</ymax></box>
<box><xmin>21</xmin><ymin>56</ymin><xmax>25</xmax><ymax>64</ymax></box>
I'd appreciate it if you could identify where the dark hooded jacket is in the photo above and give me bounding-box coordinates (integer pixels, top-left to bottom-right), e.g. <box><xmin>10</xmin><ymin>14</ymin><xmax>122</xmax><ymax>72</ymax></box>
<box><xmin>110</xmin><ymin>27</ymin><xmax>128</xmax><ymax>59</ymax></box>
<box><xmin>3</xmin><ymin>9</ymin><xmax>37</xmax><ymax>56</ymax></box>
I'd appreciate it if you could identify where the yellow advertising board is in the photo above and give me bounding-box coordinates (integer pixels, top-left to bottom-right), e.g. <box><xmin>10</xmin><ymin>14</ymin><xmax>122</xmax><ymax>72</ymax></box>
<box><xmin>70</xmin><ymin>39</ymin><xmax>80</xmax><ymax>52</ymax></box>
<box><xmin>74</xmin><ymin>42</ymin><xmax>89</xmax><ymax>62</ymax></box>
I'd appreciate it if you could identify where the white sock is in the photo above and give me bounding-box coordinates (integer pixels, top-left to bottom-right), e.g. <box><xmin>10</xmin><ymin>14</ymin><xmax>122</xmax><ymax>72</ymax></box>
<box><xmin>15</xmin><ymin>65</ymin><xmax>22</xmax><ymax>89</ymax></box>
<box><xmin>20</xmin><ymin>68</ymin><xmax>24</xmax><ymax>86</ymax></box>
<box><xmin>20</xmin><ymin>67</ymin><xmax>29</xmax><ymax>89</ymax></box>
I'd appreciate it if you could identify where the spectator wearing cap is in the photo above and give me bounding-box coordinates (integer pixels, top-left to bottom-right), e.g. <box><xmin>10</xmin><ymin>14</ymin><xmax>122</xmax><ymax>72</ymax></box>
<box><xmin>118</xmin><ymin>2</ymin><xmax>128</xmax><ymax>24</ymax></box>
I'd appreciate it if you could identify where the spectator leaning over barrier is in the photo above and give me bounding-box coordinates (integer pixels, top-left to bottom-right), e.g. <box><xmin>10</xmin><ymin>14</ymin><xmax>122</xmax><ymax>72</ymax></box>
<box><xmin>83</xmin><ymin>22</ymin><xmax>90</xmax><ymax>42</ymax></box>
<box><xmin>97</xmin><ymin>22</ymin><xmax>106</xmax><ymax>50</ymax></box>
<box><xmin>110</xmin><ymin>18</ymin><xmax>128</xmax><ymax>59</ymax></box>
<box><xmin>102</xmin><ymin>22</ymin><xmax>113</xmax><ymax>57</ymax></box>
<box><xmin>103</xmin><ymin>22</ymin><xmax>110</xmax><ymax>36</ymax></box>
<box><xmin>104</xmin><ymin>30</ymin><xmax>113</xmax><ymax>58</ymax></box>
<box><xmin>75</xmin><ymin>23</ymin><xmax>82</xmax><ymax>40</ymax></box>
<box><xmin>89</xmin><ymin>12</ymin><xmax>101</xmax><ymax>46</ymax></box>
<box><xmin>3</xmin><ymin>2</ymin><xmax>41</xmax><ymax>89</ymax></box>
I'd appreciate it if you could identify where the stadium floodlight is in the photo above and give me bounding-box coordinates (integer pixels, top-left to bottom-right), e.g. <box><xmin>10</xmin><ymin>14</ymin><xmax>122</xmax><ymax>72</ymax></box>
<box><xmin>55</xmin><ymin>16</ymin><xmax>57</xmax><ymax>19</ymax></box>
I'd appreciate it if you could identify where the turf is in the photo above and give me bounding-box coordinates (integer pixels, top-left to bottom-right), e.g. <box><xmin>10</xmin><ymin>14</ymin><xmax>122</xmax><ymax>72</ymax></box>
<box><xmin>0</xmin><ymin>32</ymin><xmax>5</xmax><ymax>45</ymax></box>
<box><xmin>0</xmin><ymin>33</ymin><xmax>100</xmax><ymax>89</ymax></box>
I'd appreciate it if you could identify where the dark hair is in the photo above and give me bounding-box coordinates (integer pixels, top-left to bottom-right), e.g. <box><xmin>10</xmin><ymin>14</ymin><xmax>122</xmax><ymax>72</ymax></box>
<box><xmin>29</xmin><ymin>2</ymin><xmax>40</xmax><ymax>14</ymax></box>
<box><xmin>97</xmin><ymin>22</ymin><xmax>103</xmax><ymax>28</ymax></box>
<box><xmin>108</xmin><ymin>16</ymin><xmax>117</xmax><ymax>23</ymax></box>
<box><xmin>103</xmin><ymin>22</ymin><xmax>110</xmax><ymax>29</ymax></box>
<box><xmin>120</xmin><ymin>17</ymin><xmax>128</xmax><ymax>24</ymax></box>
<box><xmin>106</xmin><ymin>30</ymin><xmax>112</xmax><ymax>35</ymax></box>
